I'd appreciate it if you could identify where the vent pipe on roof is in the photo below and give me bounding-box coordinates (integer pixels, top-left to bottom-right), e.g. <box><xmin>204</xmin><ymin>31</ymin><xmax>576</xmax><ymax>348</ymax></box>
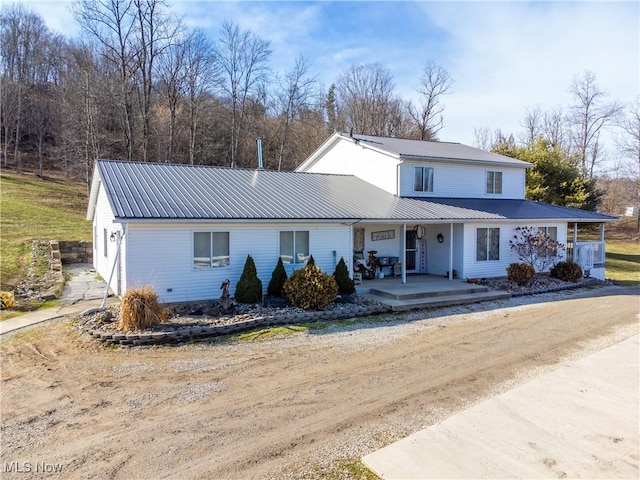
<box><xmin>256</xmin><ymin>137</ymin><xmax>263</xmax><ymax>170</ymax></box>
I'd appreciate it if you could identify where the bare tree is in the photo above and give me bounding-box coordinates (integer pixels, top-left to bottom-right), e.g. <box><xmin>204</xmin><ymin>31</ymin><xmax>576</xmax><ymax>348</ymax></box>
<box><xmin>214</xmin><ymin>20</ymin><xmax>271</xmax><ymax>167</ymax></box>
<box><xmin>615</xmin><ymin>99</ymin><xmax>640</xmax><ymax>178</ymax></box>
<box><xmin>336</xmin><ymin>63</ymin><xmax>401</xmax><ymax>137</ymax></box>
<box><xmin>542</xmin><ymin>106</ymin><xmax>568</xmax><ymax>149</ymax></box>
<box><xmin>407</xmin><ymin>61</ymin><xmax>453</xmax><ymax>141</ymax></box>
<box><xmin>521</xmin><ymin>106</ymin><xmax>542</xmax><ymax>145</ymax></box>
<box><xmin>273</xmin><ymin>55</ymin><xmax>318</xmax><ymax>170</ymax></box>
<box><xmin>569</xmin><ymin>70</ymin><xmax>623</xmax><ymax>178</ymax></box>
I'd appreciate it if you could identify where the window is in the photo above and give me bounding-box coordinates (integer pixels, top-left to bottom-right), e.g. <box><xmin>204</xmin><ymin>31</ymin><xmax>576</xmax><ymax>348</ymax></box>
<box><xmin>280</xmin><ymin>231</ymin><xmax>309</xmax><ymax>264</ymax></box>
<box><xmin>486</xmin><ymin>171</ymin><xmax>503</xmax><ymax>194</ymax></box>
<box><xmin>103</xmin><ymin>228</ymin><xmax>108</xmax><ymax>257</ymax></box>
<box><xmin>193</xmin><ymin>232</ymin><xmax>230</xmax><ymax>268</ymax></box>
<box><xmin>414</xmin><ymin>166</ymin><xmax>434</xmax><ymax>192</ymax></box>
<box><xmin>538</xmin><ymin>226</ymin><xmax>558</xmax><ymax>257</ymax></box>
<box><xmin>477</xmin><ymin>227</ymin><xmax>500</xmax><ymax>261</ymax></box>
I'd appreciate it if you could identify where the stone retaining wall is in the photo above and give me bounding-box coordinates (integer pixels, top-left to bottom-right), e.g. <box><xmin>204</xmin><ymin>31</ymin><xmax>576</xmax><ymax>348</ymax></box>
<box><xmin>59</xmin><ymin>241</ymin><xmax>93</xmax><ymax>264</ymax></box>
<box><xmin>87</xmin><ymin>304</ymin><xmax>392</xmax><ymax>347</ymax></box>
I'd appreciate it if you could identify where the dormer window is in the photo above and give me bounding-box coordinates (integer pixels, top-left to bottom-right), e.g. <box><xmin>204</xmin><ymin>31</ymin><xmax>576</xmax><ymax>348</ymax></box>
<box><xmin>414</xmin><ymin>166</ymin><xmax>434</xmax><ymax>192</ymax></box>
<box><xmin>486</xmin><ymin>171</ymin><xmax>502</xmax><ymax>194</ymax></box>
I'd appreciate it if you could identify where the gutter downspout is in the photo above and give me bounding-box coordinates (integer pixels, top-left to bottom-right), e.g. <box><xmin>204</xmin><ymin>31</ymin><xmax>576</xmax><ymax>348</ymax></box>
<box><xmin>448</xmin><ymin>222</ymin><xmax>454</xmax><ymax>280</ymax></box>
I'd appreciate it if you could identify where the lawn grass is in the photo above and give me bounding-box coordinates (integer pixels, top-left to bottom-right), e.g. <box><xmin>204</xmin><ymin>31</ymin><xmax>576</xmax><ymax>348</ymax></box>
<box><xmin>1</xmin><ymin>172</ymin><xmax>91</xmax><ymax>290</ymax></box>
<box><xmin>603</xmin><ymin>239</ymin><xmax>640</xmax><ymax>286</ymax></box>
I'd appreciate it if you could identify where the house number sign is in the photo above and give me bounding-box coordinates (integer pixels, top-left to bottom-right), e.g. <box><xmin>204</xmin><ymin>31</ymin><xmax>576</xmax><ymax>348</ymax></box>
<box><xmin>371</xmin><ymin>230</ymin><xmax>395</xmax><ymax>241</ymax></box>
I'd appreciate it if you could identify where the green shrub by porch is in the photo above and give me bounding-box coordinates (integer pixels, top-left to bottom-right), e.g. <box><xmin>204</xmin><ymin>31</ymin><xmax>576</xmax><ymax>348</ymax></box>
<box><xmin>267</xmin><ymin>257</ymin><xmax>288</xmax><ymax>297</ymax></box>
<box><xmin>506</xmin><ymin>262</ymin><xmax>535</xmax><ymax>286</ymax></box>
<box><xmin>234</xmin><ymin>255</ymin><xmax>263</xmax><ymax>304</ymax></box>
<box><xmin>550</xmin><ymin>260</ymin><xmax>583</xmax><ymax>282</ymax></box>
<box><xmin>333</xmin><ymin>257</ymin><xmax>355</xmax><ymax>294</ymax></box>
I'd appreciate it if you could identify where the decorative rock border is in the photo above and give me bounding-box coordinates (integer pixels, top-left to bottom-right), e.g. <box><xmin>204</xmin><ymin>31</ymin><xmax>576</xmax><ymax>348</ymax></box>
<box><xmin>87</xmin><ymin>304</ymin><xmax>392</xmax><ymax>347</ymax></box>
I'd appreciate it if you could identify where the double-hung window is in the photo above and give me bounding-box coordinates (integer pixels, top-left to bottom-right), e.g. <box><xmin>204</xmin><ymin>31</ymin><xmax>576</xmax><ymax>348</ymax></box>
<box><xmin>193</xmin><ymin>232</ymin><xmax>230</xmax><ymax>268</ymax></box>
<box><xmin>486</xmin><ymin>171</ymin><xmax>503</xmax><ymax>194</ymax></box>
<box><xmin>476</xmin><ymin>227</ymin><xmax>500</xmax><ymax>261</ymax></box>
<box><xmin>414</xmin><ymin>166</ymin><xmax>434</xmax><ymax>192</ymax></box>
<box><xmin>280</xmin><ymin>231</ymin><xmax>309</xmax><ymax>265</ymax></box>
<box><xmin>538</xmin><ymin>226</ymin><xmax>558</xmax><ymax>257</ymax></box>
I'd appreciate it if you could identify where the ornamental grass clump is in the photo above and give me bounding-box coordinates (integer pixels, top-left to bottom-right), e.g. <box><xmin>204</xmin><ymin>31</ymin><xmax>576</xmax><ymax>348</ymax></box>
<box><xmin>0</xmin><ymin>291</ymin><xmax>15</xmax><ymax>309</ymax></box>
<box><xmin>283</xmin><ymin>263</ymin><xmax>338</xmax><ymax>310</ymax></box>
<box><xmin>118</xmin><ymin>286</ymin><xmax>165</xmax><ymax>331</ymax></box>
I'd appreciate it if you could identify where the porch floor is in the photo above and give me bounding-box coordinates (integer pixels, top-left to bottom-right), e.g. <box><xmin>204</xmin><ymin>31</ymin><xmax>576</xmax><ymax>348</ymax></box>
<box><xmin>356</xmin><ymin>275</ymin><xmax>511</xmax><ymax>312</ymax></box>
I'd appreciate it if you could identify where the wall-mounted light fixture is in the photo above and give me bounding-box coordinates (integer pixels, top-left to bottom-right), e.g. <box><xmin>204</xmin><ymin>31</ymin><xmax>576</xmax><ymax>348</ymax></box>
<box><xmin>109</xmin><ymin>231</ymin><xmax>117</xmax><ymax>242</ymax></box>
<box><xmin>437</xmin><ymin>233</ymin><xmax>444</xmax><ymax>243</ymax></box>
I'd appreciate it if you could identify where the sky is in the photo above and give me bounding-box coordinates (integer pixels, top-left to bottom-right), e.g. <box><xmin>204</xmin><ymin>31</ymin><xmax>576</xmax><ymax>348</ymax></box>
<box><xmin>14</xmin><ymin>0</ymin><xmax>640</xmax><ymax>172</ymax></box>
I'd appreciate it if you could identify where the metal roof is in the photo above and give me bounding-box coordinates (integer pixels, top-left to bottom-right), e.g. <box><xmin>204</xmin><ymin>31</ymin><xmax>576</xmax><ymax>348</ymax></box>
<box><xmin>90</xmin><ymin>160</ymin><xmax>503</xmax><ymax>222</ymax></box>
<box><xmin>348</xmin><ymin>133</ymin><xmax>532</xmax><ymax>167</ymax></box>
<box><xmin>419</xmin><ymin>198</ymin><xmax>618</xmax><ymax>222</ymax></box>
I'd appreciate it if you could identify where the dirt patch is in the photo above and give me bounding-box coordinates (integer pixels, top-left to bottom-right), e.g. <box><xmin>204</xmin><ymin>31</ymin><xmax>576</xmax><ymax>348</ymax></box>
<box><xmin>1</xmin><ymin>285</ymin><xmax>638</xmax><ymax>479</ymax></box>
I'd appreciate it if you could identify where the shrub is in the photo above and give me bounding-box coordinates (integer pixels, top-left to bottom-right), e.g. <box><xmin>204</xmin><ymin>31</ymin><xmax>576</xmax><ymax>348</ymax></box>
<box><xmin>506</xmin><ymin>262</ymin><xmax>535</xmax><ymax>286</ymax></box>
<box><xmin>234</xmin><ymin>255</ymin><xmax>263</xmax><ymax>304</ymax></box>
<box><xmin>267</xmin><ymin>257</ymin><xmax>288</xmax><ymax>297</ymax></box>
<box><xmin>508</xmin><ymin>226</ymin><xmax>565</xmax><ymax>273</ymax></box>
<box><xmin>0</xmin><ymin>291</ymin><xmax>15</xmax><ymax>310</ymax></box>
<box><xmin>333</xmin><ymin>257</ymin><xmax>355</xmax><ymax>295</ymax></box>
<box><xmin>118</xmin><ymin>286</ymin><xmax>165</xmax><ymax>331</ymax></box>
<box><xmin>283</xmin><ymin>263</ymin><xmax>338</xmax><ymax>310</ymax></box>
<box><xmin>550</xmin><ymin>261</ymin><xmax>583</xmax><ymax>282</ymax></box>
<box><xmin>306</xmin><ymin>254</ymin><xmax>315</xmax><ymax>266</ymax></box>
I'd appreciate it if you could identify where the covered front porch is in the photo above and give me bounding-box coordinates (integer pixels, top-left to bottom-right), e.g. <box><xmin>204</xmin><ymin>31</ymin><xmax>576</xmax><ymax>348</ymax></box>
<box><xmin>355</xmin><ymin>274</ymin><xmax>510</xmax><ymax>311</ymax></box>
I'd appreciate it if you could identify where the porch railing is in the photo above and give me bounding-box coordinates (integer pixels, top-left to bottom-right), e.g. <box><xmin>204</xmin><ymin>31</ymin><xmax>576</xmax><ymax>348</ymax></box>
<box><xmin>567</xmin><ymin>241</ymin><xmax>605</xmax><ymax>270</ymax></box>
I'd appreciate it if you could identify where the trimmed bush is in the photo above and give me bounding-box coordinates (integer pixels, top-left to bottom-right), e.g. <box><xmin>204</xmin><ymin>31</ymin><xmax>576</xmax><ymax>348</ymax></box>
<box><xmin>333</xmin><ymin>257</ymin><xmax>355</xmax><ymax>295</ymax></box>
<box><xmin>118</xmin><ymin>286</ymin><xmax>165</xmax><ymax>331</ymax></box>
<box><xmin>234</xmin><ymin>255</ymin><xmax>263</xmax><ymax>304</ymax></box>
<box><xmin>507</xmin><ymin>262</ymin><xmax>535</xmax><ymax>286</ymax></box>
<box><xmin>550</xmin><ymin>261</ymin><xmax>583</xmax><ymax>283</ymax></box>
<box><xmin>306</xmin><ymin>254</ymin><xmax>316</xmax><ymax>266</ymax></box>
<box><xmin>267</xmin><ymin>257</ymin><xmax>288</xmax><ymax>297</ymax></box>
<box><xmin>283</xmin><ymin>263</ymin><xmax>338</xmax><ymax>310</ymax></box>
<box><xmin>0</xmin><ymin>291</ymin><xmax>15</xmax><ymax>310</ymax></box>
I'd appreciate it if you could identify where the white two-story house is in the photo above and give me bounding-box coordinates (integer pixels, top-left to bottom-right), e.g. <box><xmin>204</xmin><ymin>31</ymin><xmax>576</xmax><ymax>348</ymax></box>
<box><xmin>296</xmin><ymin>132</ymin><xmax>615</xmax><ymax>282</ymax></box>
<box><xmin>87</xmin><ymin>132</ymin><xmax>615</xmax><ymax>302</ymax></box>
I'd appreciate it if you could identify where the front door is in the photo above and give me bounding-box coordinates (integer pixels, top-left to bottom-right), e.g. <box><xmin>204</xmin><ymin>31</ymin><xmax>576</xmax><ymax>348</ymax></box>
<box><xmin>405</xmin><ymin>229</ymin><xmax>417</xmax><ymax>273</ymax></box>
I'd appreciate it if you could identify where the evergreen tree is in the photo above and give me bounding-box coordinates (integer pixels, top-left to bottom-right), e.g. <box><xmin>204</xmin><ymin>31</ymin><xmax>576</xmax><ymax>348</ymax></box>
<box><xmin>333</xmin><ymin>257</ymin><xmax>355</xmax><ymax>294</ymax></box>
<box><xmin>234</xmin><ymin>255</ymin><xmax>263</xmax><ymax>303</ymax></box>
<box><xmin>267</xmin><ymin>257</ymin><xmax>288</xmax><ymax>297</ymax></box>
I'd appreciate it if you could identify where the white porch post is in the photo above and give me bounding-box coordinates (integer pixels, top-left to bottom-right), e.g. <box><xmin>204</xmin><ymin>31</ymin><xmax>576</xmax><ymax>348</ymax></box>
<box><xmin>600</xmin><ymin>223</ymin><xmax>605</xmax><ymax>242</ymax></box>
<box><xmin>448</xmin><ymin>223</ymin><xmax>454</xmax><ymax>280</ymax></box>
<box><xmin>402</xmin><ymin>223</ymin><xmax>407</xmax><ymax>284</ymax></box>
<box><xmin>573</xmin><ymin>222</ymin><xmax>578</xmax><ymax>261</ymax></box>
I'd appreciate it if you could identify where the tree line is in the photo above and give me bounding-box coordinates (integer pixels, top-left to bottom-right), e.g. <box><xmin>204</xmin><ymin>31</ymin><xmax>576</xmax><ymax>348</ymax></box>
<box><xmin>0</xmin><ymin>1</ymin><xmax>452</xmax><ymax>184</ymax></box>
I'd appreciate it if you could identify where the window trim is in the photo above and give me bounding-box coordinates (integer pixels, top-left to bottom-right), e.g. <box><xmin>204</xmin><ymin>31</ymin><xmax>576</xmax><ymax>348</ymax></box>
<box><xmin>279</xmin><ymin>230</ymin><xmax>310</xmax><ymax>265</ymax></box>
<box><xmin>193</xmin><ymin>231</ymin><xmax>230</xmax><ymax>269</ymax></box>
<box><xmin>486</xmin><ymin>170</ymin><xmax>503</xmax><ymax>195</ymax></box>
<box><xmin>413</xmin><ymin>166</ymin><xmax>434</xmax><ymax>193</ymax></box>
<box><xmin>476</xmin><ymin>227</ymin><xmax>500</xmax><ymax>262</ymax></box>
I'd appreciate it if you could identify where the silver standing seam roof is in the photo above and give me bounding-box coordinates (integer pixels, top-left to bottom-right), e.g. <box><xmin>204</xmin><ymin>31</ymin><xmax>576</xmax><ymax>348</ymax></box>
<box><xmin>90</xmin><ymin>160</ymin><xmax>501</xmax><ymax>222</ymax></box>
<box><xmin>89</xmin><ymin>160</ymin><xmax>615</xmax><ymax>223</ymax></box>
<box><xmin>346</xmin><ymin>133</ymin><xmax>533</xmax><ymax>167</ymax></box>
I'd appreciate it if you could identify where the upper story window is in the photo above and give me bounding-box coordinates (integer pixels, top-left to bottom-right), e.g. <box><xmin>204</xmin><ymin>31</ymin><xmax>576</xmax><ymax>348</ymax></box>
<box><xmin>486</xmin><ymin>171</ymin><xmax>503</xmax><ymax>194</ymax></box>
<box><xmin>194</xmin><ymin>232</ymin><xmax>230</xmax><ymax>268</ymax></box>
<box><xmin>414</xmin><ymin>166</ymin><xmax>434</xmax><ymax>192</ymax></box>
<box><xmin>280</xmin><ymin>230</ymin><xmax>309</xmax><ymax>265</ymax></box>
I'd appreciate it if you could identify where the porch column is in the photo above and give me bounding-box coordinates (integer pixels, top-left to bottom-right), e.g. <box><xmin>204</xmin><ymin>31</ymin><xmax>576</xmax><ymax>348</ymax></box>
<box><xmin>402</xmin><ymin>223</ymin><xmax>407</xmax><ymax>284</ymax></box>
<box><xmin>573</xmin><ymin>222</ymin><xmax>578</xmax><ymax>261</ymax></box>
<box><xmin>600</xmin><ymin>223</ymin><xmax>605</xmax><ymax>242</ymax></box>
<box><xmin>448</xmin><ymin>223</ymin><xmax>454</xmax><ymax>280</ymax></box>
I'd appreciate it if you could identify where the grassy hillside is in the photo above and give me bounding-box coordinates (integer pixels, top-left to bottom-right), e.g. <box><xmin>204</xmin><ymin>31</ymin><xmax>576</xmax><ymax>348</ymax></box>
<box><xmin>1</xmin><ymin>173</ymin><xmax>91</xmax><ymax>289</ymax></box>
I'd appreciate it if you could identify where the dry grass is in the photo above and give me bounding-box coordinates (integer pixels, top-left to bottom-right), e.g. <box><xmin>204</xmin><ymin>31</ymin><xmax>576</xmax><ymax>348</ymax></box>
<box><xmin>118</xmin><ymin>287</ymin><xmax>165</xmax><ymax>331</ymax></box>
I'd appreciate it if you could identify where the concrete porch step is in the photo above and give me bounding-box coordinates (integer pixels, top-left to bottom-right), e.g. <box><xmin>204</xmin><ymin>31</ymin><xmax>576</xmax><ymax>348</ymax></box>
<box><xmin>366</xmin><ymin>290</ymin><xmax>512</xmax><ymax>312</ymax></box>
<box><xmin>369</xmin><ymin>283</ymin><xmax>489</xmax><ymax>300</ymax></box>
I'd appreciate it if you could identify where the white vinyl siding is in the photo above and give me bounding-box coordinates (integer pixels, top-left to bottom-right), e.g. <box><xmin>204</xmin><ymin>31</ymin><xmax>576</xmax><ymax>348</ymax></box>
<box><xmin>414</xmin><ymin>166</ymin><xmax>434</xmax><ymax>192</ymax></box>
<box><xmin>399</xmin><ymin>162</ymin><xmax>525</xmax><ymax>199</ymax></box>
<box><xmin>486</xmin><ymin>171</ymin><xmax>503</xmax><ymax>194</ymax></box>
<box><xmin>123</xmin><ymin>223</ymin><xmax>351</xmax><ymax>303</ymax></box>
